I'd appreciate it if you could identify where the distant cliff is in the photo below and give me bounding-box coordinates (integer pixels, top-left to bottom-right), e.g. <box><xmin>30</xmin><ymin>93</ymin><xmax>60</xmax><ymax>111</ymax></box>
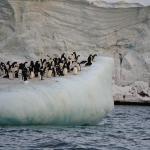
<box><xmin>0</xmin><ymin>0</ymin><xmax>150</xmax><ymax>102</ymax></box>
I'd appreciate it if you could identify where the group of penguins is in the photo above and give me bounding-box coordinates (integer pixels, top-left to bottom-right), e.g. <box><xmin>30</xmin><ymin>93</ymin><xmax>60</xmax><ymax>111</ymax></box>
<box><xmin>0</xmin><ymin>52</ymin><xmax>97</xmax><ymax>82</ymax></box>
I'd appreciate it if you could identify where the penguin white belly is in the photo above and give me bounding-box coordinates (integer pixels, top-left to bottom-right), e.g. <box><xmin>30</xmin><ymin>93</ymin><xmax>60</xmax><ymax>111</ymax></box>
<box><xmin>0</xmin><ymin>70</ymin><xmax>4</xmax><ymax>76</ymax></box>
<box><xmin>63</xmin><ymin>68</ymin><xmax>68</xmax><ymax>76</ymax></box>
<box><xmin>9</xmin><ymin>72</ymin><xmax>14</xmax><ymax>80</ymax></box>
<box><xmin>14</xmin><ymin>67</ymin><xmax>18</xmax><ymax>72</ymax></box>
<box><xmin>30</xmin><ymin>71</ymin><xmax>35</xmax><ymax>79</ymax></box>
<box><xmin>77</xmin><ymin>64</ymin><xmax>81</xmax><ymax>71</ymax></box>
<box><xmin>44</xmin><ymin>69</ymin><xmax>48</xmax><ymax>77</ymax></box>
<box><xmin>73</xmin><ymin>67</ymin><xmax>78</xmax><ymax>75</ymax></box>
<box><xmin>38</xmin><ymin>72</ymin><xmax>41</xmax><ymax>79</ymax></box>
<box><xmin>60</xmin><ymin>63</ymin><xmax>63</xmax><ymax>68</ymax></box>
<box><xmin>47</xmin><ymin>70</ymin><xmax>52</xmax><ymax>78</ymax></box>
<box><xmin>19</xmin><ymin>69</ymin><xmax>22</xmax><ymax>74</ymax></box>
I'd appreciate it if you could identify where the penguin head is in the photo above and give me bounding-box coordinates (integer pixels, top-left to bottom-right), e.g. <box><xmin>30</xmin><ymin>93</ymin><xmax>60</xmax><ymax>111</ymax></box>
<box><xmin>7</xmin><ymin>61</ymin><xmax>10</xmax><ymax>65</ymax></box>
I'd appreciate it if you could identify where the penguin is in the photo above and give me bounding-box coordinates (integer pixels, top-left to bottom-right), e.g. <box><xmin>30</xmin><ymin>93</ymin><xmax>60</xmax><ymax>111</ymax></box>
<box><xmin>0</xmin><ymin>63</ymin><xmax>3</xmax><ymax>76</ymax></box>
<box><xmin>34</xmin><ymin>61</ymin><xmax>40</xmax><ymax>77</ymax></box>
<box><xmin>10</xmin><ymin>65</ymin><xmax>17</xmax><ymax>78</ymax></box>
<box><xmin>59</xmin><ymin>62</ymin><xmax>64</xmax><ymax>68</ymax></box>
<box><xmin>56</xmin><ymin>65</ymin><xmax>63</xmax><ymax>76</ymax></box>
<box><xmin>76</xmin><ymin>55</ymin><xmax>80</xmax><ymax>62</ymax></box>
<box><xmin>76</xmin><ymin>63</ymin><xmax>81</xmax><ymax>71</ymax></box>
<box><xmin>72</xmin><ymin>51</ymin><xmax>77</xmax><ymax>61</ymax></box>
<box><xmin>3</xmin><ymin>61</ymin><xmax>10</xmax><ymax>78</ymax></box>
<box><xmin>14</xmin><ymin>64</ymin><xmax>19</xmax><ymax>78</ymax></box>
<box><xmin>29</xmin><ymin>61</ymin><xmax>35</xmax><ymax>79</ymax></box>
<box><xmin>67</xmin><ymin>61</ymin><xmax>71</xmax><ymax>72</ymax></box>
<box><xmin>61</xmin><ymin>53</ymin><xmax>67</xmax><ymax>62</ymax></box>
<box><xmin>47</xmin><ymin>69</ymin><xmax>52</xmax><ymax>78</ymax></box>
<box><xmin>6</xmin><ymin>61</ymin><xmax>11</xmax><ymax>70</ymax></box>
<box><xmin>52</xmin><ymin>67</ymin><xmax>56</xmax><ymax>77</ymax></box>
<box><xmin>22</xmin><ymin>66</ymin><xmax>28</xmax><ymax>81</ymax></box>
<box><xmin>8</xmin><ymin>70</ymin><xmax>14</xmax><ymax>80</ymax></box>
<box><xmin>85</xmin><ymin>54</ymin><xmax>92</xmax><ymax>66</ymax></box>
<box><xmin>18</xmin><ymin>63</ymin><xmax>24</xmax><ymax>80</ymax></box>
<box><xmin>63</xmin><ymin>67</ymin><xmax>68</xmax><ymax>76</ymax></box>
<box><xmin>39</xmin><ymin>67</ymin><xmax>45</xmax><ymax>80</ymax></box>
<box><xmin>73</xmin><ymin>66</ymin><xmax>78</xmax><ymax>75</ymax></box>
<box><xmin>30</xmin><ymin>71</ymin><xmax>35</xmax><ymax>79</ymax></box>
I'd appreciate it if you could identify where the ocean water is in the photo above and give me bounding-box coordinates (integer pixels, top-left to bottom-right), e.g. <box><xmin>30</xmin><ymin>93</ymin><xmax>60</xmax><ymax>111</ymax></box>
<box><xmin>0</xmin><ymin>106</ymin><xmax>150</xmax><ymax>150</ymax></box>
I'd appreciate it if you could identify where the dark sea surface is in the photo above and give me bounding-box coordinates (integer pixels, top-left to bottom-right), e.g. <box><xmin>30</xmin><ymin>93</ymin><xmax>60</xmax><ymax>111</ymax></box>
<box><xmin>0</xmin><ymin>106</ymin><xmax>150</xmax><ymax>150</ymax></box>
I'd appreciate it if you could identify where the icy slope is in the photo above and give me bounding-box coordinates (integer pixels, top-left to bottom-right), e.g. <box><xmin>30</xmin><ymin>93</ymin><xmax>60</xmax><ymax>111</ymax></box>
<box><xmin>0</xmin><ymin>57</ymin><xmax>114</xmax><ymax>125</ymax></box>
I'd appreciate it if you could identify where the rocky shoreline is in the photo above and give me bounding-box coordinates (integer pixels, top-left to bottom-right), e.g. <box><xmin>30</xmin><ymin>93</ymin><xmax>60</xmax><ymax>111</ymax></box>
<box><xmin>113</xmin><ymin>81</ymin><xmax>150</xmax><ymax>105</ymax></box>
<box><xmin>114</xmin><ymin>101</ymin><xmax>150</xmax><ymax>106</ymax></box>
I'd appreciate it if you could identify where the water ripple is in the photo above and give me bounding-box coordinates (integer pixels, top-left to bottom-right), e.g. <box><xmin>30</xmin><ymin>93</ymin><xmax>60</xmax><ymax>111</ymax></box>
<box><xmin>0</xmin><ymin>106</ymin><xmax>150</xmax><ymax>149</ymax></box>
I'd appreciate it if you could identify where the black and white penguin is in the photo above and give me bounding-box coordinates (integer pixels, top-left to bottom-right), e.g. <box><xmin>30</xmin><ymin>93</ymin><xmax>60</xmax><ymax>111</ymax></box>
<box><xmin>73</xmin><ymin>66</ymin><xmax>78</xmax><ymax>75</ymax></box>
<box><xmin>22</xmin><ymin>66</ymin><xmax>28</xmax><ymax>81</ymax></box>
<box><xmin>34</xmin><ymin>61</ymin><xmax>40</xmax><ymax>77</ymax></box>
<box><xmin>67</xmin><ymin>61</ymin><xmax>71</xmax><ymax>72</ymax></box>
<box><xmin>85</xmin><ymin>54</ymin><xmax>92</xmax><ymax>66</ymax></box>
<box><xmin>76</xmin><ymin>55</ymin><xmax>80</xmax><ymax>62</ymax></box>
<box><xmin>76</xmin><ymin>63</ymin><xmax>81</xmax><ymax>71</ymax></box>
<box><xmin>47</xmin><ymin>68</ymin><xmax>52</xmax><ymax>78</ymax></box>
<box><xmin>29</xmin><ymin>61</ymin><xmax>35</xmax><ymax>79</ymax></box>
<box><xmin>52</xmin><ymin>67</ymin><xmax>56</xmax><ymax>77</ymax></box>
<box><xmin>14</xmin><ymin>63</ymin><xmax>19</xmax><ymax>78</ymax></box>
<box><xmin>39</xmin><ymin>66</ymin><xmax>45</xmax><ymax>80</ymax></box>
<box><xmin>63</xmin><ymin>67</ymin><xmax>68</xmax><ymax>76</ymax></box>
<box><xmin>56</xmin><ymin>65</ymin><xmax>63</xmax><ymax>76</ymax></box>
<box><xmin>8</xmin><ymin>68</ymin><xmax>14</xmax><ymax>80</ymax></box>
<box><xmin>0</xmin><ymin>63</ymin><xmax>4</xmax><ymax>76</ymax></box>
<box><xmin>63</xmin><ymin>63</ymin><xmax>68</xmax><ymax>76</ymax></box>
<box><xmin>72</xmin><ymin>52</ymin><xmax>77</xmax><ymax>60</ymax></box>
<box><xmin>3</xmin><ymin>61</ymin><xmax>11</xmax><ymax>78</ymax></box>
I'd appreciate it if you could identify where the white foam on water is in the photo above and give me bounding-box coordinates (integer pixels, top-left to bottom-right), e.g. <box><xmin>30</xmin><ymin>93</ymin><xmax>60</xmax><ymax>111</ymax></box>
<box><xmin>0</xmin><ymin>57</ymin><xmax>114</xmax><ymax>125</ymax></box>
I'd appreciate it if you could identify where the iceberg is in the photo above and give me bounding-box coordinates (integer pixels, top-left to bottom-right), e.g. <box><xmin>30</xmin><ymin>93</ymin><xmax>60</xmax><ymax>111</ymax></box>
<box><xmin>0</xmin><ymin>57</ymin><xmax>114</xmax><ymax>125</ymax></box>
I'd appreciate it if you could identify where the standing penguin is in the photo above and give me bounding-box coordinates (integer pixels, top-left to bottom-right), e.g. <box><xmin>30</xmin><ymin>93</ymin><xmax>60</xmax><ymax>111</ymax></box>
<box><xmin>76</xmin><ymin>63</ymin><xmax>81</xmax><ymax>71</ymax></box>
<box><xmin>47</xmin><ymin>69</ymin><xmax>52</xmax><ymax>78</ymax></box>
<box><xmin>30</xmin><ymin>71</ymin><xmax>35</xmax><ymax>79</ymax></box>
<box><xmin>85</xmin><ymin>54</ymin><xmax>92</xmax><ymax>66</ymax></box>
<box><xmin>39</xmin><ymin>67</ymin><xmax>45</xmax><ymax>80</ymax></box>
<box><xmin>22</xmin><ymin>66</ymin><xmax>28</xmax><ymax>81</ymax></box>
<box><xmin>73</xmin><ymin>66</ymin><xmax>78</xmax><ymax>75</ymax></box>
<box><xmin>8</xmin><ymin>69</ymin><xmax>14</xmax><ymax>80</ymax></box>
<box><xmin>34</xmin><ymin>61</ymin><xmax>40</xmax><ymax>77</ymax></box>
<box><xmin>52</xmin><ymin>67</ymin><xmax>56</xmax><ymax>77</ymax></box>
<box><xmin>63</xmin><ymin>67</ymin><xmax>68</xmax><ymax>76</ymax></box>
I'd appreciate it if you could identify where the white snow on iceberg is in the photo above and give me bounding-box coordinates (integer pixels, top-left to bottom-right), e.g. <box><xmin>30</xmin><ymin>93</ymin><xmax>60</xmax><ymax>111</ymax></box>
<box><xmin>0</xmin><ymin>57</ymin><xmax>114</xmax><ymax>125</ymax></box>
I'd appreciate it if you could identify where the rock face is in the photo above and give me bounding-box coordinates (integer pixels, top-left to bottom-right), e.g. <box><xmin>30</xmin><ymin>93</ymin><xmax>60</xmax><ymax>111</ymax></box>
<box><xmin>0</xmin><ymin>0</ymin><xmax>150</xmax><ymax>101</ymax></box>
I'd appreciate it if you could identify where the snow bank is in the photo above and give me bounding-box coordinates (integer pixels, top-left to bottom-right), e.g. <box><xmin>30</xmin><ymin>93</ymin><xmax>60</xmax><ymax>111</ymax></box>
<box><xmin>0</xmin><ymin>57</ymin><xmax>114</xmax><ymax>126</ymax></box>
